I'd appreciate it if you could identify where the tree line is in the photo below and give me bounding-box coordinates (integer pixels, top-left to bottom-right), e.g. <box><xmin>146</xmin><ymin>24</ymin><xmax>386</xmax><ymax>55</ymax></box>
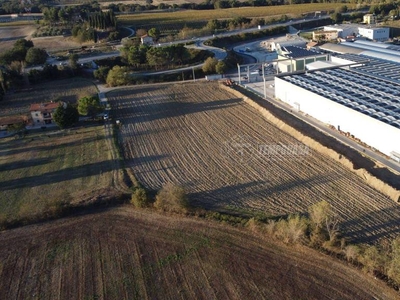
<box><xmin>88</xmin><ymin>10</ymin><xmax>117</xmax><ymax>30</ymax></box>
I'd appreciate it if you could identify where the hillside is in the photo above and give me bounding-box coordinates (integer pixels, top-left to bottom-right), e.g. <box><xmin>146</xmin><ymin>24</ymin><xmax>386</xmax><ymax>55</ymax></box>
<box><xmin>0</xmin><ymin>207</ymin><xmax>397</xmax><ymax>299</ymax></box>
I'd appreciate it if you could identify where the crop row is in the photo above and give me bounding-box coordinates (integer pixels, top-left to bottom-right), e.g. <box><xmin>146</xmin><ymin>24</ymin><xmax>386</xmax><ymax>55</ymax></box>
<box><xmin>108</xmin><ymin>82</ymin><xmax>400</xmax><ymax>243</ymax></box>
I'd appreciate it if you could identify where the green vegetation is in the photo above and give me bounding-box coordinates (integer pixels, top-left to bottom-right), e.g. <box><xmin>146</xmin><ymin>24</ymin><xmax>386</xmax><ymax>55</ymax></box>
<box><xmin>106</xmin><ymin>65</ymin><xmax>131</xmax><ymax>87</ymax></box>
<box><xmin>25</xmin><ymin>47</ymin><xmax>48</xmax><ymax>66</ymax></box>
<box><xmin>52</xmin><ymin>102</ymin><xmax>79</xmax><ymax>128</ymax></box>
<box><xmin>0</xmin><ymin>38</ymin><xmax>33</xmax><ymax>65</ymax></box>
<box><xmin>131</xmin><ymin>187</ymin><xmax>150</xmax><ymax>208</ymax></box>
<box><xmin>202</xmin><ymin>57</ymin><xmax>218</xmax><ymax>73</ymax></box>
<box><xmin>0</xmin><ymin>125</ymin><xmax>116</xmax><ymax>228</ymax></box>
<box><xmin>77</xmin><ymin>95</ymin><xmax>103</xmax><ymax>118</ymax></box>
<box><xmin>154</xmin><ymin>183</ymin><xmax>190</xmax><ymax>213</ymax></box>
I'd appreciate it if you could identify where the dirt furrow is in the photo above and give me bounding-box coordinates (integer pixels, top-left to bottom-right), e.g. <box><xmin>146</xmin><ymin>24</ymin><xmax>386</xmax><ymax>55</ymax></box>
<box><xmin>108</xmin><ymin>82</ymin><xmax>400</xmax><ymax>242</ymax></box>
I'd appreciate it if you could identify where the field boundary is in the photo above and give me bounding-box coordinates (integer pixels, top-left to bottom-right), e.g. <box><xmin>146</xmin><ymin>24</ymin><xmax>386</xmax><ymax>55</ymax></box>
<box><xmin>220</xmin><ymin>84</ymin><xmax>400</xmax><ymax>203</ymax></box>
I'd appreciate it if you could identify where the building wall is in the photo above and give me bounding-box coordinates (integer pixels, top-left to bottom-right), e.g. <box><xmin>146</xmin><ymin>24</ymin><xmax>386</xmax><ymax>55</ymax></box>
<box><xmin>358</xmin><ymin>27</ymin><xmax>389</xmax><ymax>41</ymax></box>
<box><xmin>363</xmin><ymin>14</ymin><xmax>376</xmax><ymax>24</ymax></box>
<box><xmin>324</xmin><ymin>26</ymin><xmax>357</xmax><ymax>38</ymax></box>
<box><xmin>30</xmin><ymin>110</ymin><xmax>54</xmax><ymax>125</ymax></box>
<box><xmin>274</xmin><ymin>76</ymin><xmax>400</xmax><ymax>156</ymax></box>
<box><xmin>141</xmin><ymin>36</ymin><xmax>153</xmax><ymax>45</ymax></box>
<box><xmin>313</xmin><ymin>31</ymin><xmax>338</xmax><ymax>41</ymax></box>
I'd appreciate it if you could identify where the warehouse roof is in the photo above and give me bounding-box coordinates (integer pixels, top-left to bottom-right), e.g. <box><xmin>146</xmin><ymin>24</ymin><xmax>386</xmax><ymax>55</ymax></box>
<box><xmin>319</xmin><ymin>43</ymin><xmax>363</xmax><ymax>54</ymax></box>
<box><xmin>334</xmin><ymin>53</ymin><xmax>400</xmax><ymax>85</ymax></box>
<box><xmin>281</xmin><ymin>45</ymin><xmax>322</xmax><ymax>58</ymax></box>
<box><xmin>322</xmin><ymin>41</ymin><xmax>400</xmax><ymax>63</ymax></box>
<box><xmin>281</xmin><ymin>68</ymin><xmax>400</xmax><ymax>129</ymax></box>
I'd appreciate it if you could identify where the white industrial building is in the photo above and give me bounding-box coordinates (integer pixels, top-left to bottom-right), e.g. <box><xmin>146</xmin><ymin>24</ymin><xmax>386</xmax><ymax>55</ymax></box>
<box><xmin>320</xmin><ymin>40</ymin><xmax>400</xmax><ymax>64</ymax></box>
<box><xmin>276</xmin><ymin>45</ymin><xmax>329</xmax><ymax>73</ymax></box>
<box><xmin>323</xmin><ymin>24</ymin><xmax>359</xmax><ymax>38</ymax></box>
<box><xmin>322</xmin><ymin>24</ymin><xmax>389</xmax><ymax>41</ymax></box>
<box><xmin>358</xmin><ymin>27</ymin><xmax>389</xmax><ymax>41</ymax></box>
<box><xmin>274</xmin><ymin>67</ymin><xmax>400</xmax><ymax>159</ymax></box>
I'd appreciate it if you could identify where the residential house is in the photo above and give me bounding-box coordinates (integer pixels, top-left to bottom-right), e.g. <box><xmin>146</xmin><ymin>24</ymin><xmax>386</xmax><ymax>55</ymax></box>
<box><xmin>141</xmin><ymin>34</ymin><xmax>153</xmax><ymax>45</ymax></box>
<box><xmin>29</xmin><ymin>101</ymin><xmax>63</xmax><ymax>126</ymax></box>
<box><xmin>363</xmin><ymin>14</ymin><xmax>376</xmax><ymax>25</ymax></box>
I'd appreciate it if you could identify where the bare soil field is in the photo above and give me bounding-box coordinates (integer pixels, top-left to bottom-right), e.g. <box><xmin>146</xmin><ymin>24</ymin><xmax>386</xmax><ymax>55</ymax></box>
<box><xmin>0</xmin><ymin>78</ymin><xmax>97</xmax><ymax>117</ymax></box>
<box><xmin>0</xmin><ymin>124</ymin><xmax>124</xmax><ymax>226</ymax></box>
<box><xmin>108</xmin><ymin>82</ymin><xmax>400</xmax><ymax>243</ymax></box>
<box><xmin>31</xmin><ymin>35</ymin><xmax>84</xmax><ymax>53</ymax></box>
<box><xmin>0</xmin><ymin>207</ymin><xmax>398</xmax><ymax>300</ymax></box>
<box><xmin>0</xmin><ymin>25</ymin><xmax>36</xmax><ymax>51</ymax></box>
<box><xmin>0</xmin><ymin>25</ymin><xmax>86</xmax><ymax>52</ymax></box>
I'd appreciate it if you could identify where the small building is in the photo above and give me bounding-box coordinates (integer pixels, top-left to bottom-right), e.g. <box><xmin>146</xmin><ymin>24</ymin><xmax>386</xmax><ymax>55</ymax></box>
<box><xmin>29</xmin><ymin>102</ymin><xmax>62</xmax><ymax>126</ymax></box>
<box><xmin>312</xmin><ymin>30</ymin><xmax>339</xmax><ymax>42</ymax></box>
<box><xmin>141</xmin><ymin>34</ymin><xmax>153</xmax><ymax>45</ymax></box>
<box><xmin>358</xmin><ymin>27</ymin><xmax>389</xmax><ymax>42</ymax></box>
<box><xmin>323</xmin><ymin>24</ymin><xmax>358</xmax><ymax>38</ymax></box>
<box><xmin>0</xmin><ymin>115</ymin><xmax>28</xmax><ymax>133</ymax></box>
<box><xmin>363</xmin><ymin>14</ymin><xmax>376</xmax><ymax>25</ymax></box>
<box><xmin>306</xmin><ymin>41</ymin><xmax>319</xmax><ymax>50</ymax></box>
<box><xmin>277</xmin><ymin>45</ymin><xmax>329</xmax><ymax>73</ymax></box>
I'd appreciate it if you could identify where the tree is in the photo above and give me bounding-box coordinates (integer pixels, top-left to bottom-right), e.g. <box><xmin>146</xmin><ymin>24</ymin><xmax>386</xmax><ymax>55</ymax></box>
<box><xmin>25</xmin><ymin>48</ymin><xmax>48</xmax><ymax>65</ymax></box>
<box><xmin>69</xmin><ymin>53</ymin><xmax>79</xmax><ymax>69</ymax></box>
<box><xmin>146</xmin><ymin>47</ymin><xmax>168</xmax><ymax>69</ymax></box>
<box><xmin>77</xmin><ymin>95</ymin><xmax>103</xmax><ymax>118</ymax></box>
<box><xmin>136</xmin><ymin>28</ymin><xmax>147</xmax><ymax>37</ymax></box>
<box><xmin>148</xmin><ymin>27</ymin><xmax>160</xmax><ymax>40</ymax></box>
<box><xmin>94</xmin><ymin>66</ymin><xmax>110</xmax><ymax>82</ymax></box>
<box><xmin>275</xmin><ymin>214</ymin><xmax>308</xmax><ymax>244</ymax></box>
<box><xmin>0</xmin><ymin>69</ymin><xmax>7</xmax><ymax>94</ymax></box>
<box><xmin>7</xmin><ymin>122</ymin><xmax>25</xmax><ymax>134</ymax></box>
<box><xmin>154</xmin><ymin>183</ymin><xmax>189</xmax><ymax>213</ymax></box>
<box><xmin>308</xmin><ymin>200</ymin><xmax>339</xmax><ymax>247</ymax></box>
<box><xmin>12</xmin><ymin>39</ymin><xmax>34</xmax><ymax>62</ymax></box>
<box><xmin>202</xmin><ymin>57</ymin><xmax>218</xmax><ymax>73</ymax></box>
<box><xmin>53</xmin><ymin>102</ymin><xmax>79</xmax><ymax>128</ymax></box>
<box><xmin>106</xmin><ymin>65</ymin><xmax>130</xmax><ymax>87</ymax></box>
<box><xmin>207</xmin><ymin>19</ymin><xmax>220</xmax><ymax>31</ymax></box>
<box><xmin>215</xmin><ymin>61</ymin><xmax>227</xmax><ymax>74</ymax></box>
<box><xmin>131</xmin><ymin>187</ymin><xmax>150</xmax><ymax>208</ymax></box>
<box><xmin>330</xmin><ymin>12</ymin><xmax>343</xmax><ymax>23</ymax></box>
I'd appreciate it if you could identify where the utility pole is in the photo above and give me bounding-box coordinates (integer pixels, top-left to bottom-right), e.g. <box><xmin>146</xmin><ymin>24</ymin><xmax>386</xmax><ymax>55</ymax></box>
<box><xmin>237</xmin><ymin>63</ymin><xmax>241</xmax><ymax>85</ymax></box>
<box><xmin>263</xmin><ymin>63</ymin><xmax>266</xmax><ymax>99</ymax></box>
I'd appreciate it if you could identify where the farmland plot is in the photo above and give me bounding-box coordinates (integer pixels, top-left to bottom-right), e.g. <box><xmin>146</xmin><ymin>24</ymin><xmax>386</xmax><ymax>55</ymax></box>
<box><xmin>0</xmin><ymin>78</ymin><xmax>97</xmax><ymax>117</ymax></box>
<box><xmin>0</xmin><ymin>207</ymin><xmax>398</xmax><ymax>300</ymax></box>
<box><xmin>108</xmin><ymin>82</ymin><xmax>400</xmax><ymax>243</ymax></box>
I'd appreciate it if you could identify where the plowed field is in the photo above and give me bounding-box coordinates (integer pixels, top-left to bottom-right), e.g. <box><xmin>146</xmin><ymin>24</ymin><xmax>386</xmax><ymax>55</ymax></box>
<box><xmin>108</xmin><ymin>82</ymin><xmax>400</xmax><ymax>243</ymax></box>
<box><xmin>0</xmin><ymin>207</ymin><xmax>397</xmax><ymax>300</ymax></box>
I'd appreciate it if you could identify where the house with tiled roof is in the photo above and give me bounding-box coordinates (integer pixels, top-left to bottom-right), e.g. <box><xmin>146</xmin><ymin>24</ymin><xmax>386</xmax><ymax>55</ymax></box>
<box><xmin>0</xmin><ymin>115</ymin><xmax>28</xmax><ymax>131</ymax></box>
<box><xmin>29</xmin><ymin>101</ymin><xmax>63</xmax><ymax>126</ymax></box>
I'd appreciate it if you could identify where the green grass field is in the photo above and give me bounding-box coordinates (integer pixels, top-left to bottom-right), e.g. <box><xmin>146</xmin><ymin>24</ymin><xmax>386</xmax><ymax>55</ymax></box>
<box><xmin>0</xmin><ymin>123</ymin><xmax>123</xmax><ymax>227</ymax></box>
<box><xmin>118</xmin><ymin>3</ymin><xmax>351</xmax><ymax>26</ymax></box>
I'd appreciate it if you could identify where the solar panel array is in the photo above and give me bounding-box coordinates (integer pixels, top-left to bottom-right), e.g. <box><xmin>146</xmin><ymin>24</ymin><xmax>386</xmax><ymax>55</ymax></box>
<box><xmin>334</xmin><ymin>53</ymin><xmax>400</xmax><ymax>84</ymax></box>
<box><xmin>282</xmin><ymin>68</ymin><xmax>400</xmax><ymax>129</ymax></box>
<box><xmin>332</xmin><ymin>53</ymin><xmax>369</xmax><ymax>63</ymax></box>
<box><xmin>282</xmin><ymin>46</ymin><xmax>321</xmax><ymax>59</ymax></box>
